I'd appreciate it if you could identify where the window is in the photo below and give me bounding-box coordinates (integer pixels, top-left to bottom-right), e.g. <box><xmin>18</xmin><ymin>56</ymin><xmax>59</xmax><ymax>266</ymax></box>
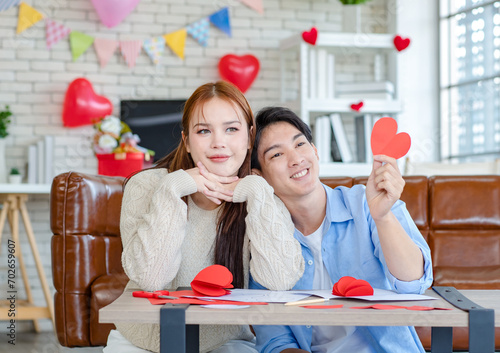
<box><xmin>440</xmin><ymin>0</ymin><xmax>500</xmax><ymax>162</ymax></box>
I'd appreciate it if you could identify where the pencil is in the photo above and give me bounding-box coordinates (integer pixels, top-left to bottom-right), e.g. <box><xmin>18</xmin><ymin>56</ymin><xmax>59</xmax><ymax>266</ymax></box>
<box><xmin>284</xmin><ymin>297</ymin><xmax>328</xmax><ymax>306</ymax></box>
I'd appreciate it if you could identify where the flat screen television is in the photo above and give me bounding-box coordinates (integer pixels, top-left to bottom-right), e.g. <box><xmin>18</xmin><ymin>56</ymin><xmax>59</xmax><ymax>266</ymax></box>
<box><xmin>120</xmin><ymin>100</ymin><xmax>186</xmax><ymax>162</ymax></box>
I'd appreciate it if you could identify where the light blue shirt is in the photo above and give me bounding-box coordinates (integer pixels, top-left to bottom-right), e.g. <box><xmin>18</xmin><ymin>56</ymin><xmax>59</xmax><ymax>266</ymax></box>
<box><xmin>250</xmin><ymin>184</ymin><xmax>433</xmax><ymax>353</ymax></box>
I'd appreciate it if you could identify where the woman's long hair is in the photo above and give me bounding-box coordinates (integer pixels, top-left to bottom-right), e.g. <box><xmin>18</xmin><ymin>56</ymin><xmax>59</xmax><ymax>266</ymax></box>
<box><xmin>155</xmin><ymin>81</ymin><xmax>255</xmax><ymax>289</ymax></box>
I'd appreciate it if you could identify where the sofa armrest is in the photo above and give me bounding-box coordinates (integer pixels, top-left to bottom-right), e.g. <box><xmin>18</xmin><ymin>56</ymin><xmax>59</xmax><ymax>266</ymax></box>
<box><xmin>50</xmin><ymin>172</ymin><xmax>126</xmax><ymax>347</ymax></box>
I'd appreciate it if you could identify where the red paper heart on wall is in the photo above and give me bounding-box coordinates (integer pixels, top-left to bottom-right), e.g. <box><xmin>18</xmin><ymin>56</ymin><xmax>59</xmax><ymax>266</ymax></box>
<box><xmin>370</xmin><ymin>117</ymin><xmax>411</xmax><ymax>159</ymax></box>
<box><xmin>350</xmin><ymin>101</ymin><xmax>364</xmax><ymax>112</ymax></box>
<box><xmin>218</xmin><ymin>54</ymin><xmax>260</xmax><ymax>93</ymax></box>
<box><xmin>393</xmin><ymin>35</ymin><xmax>411</xmax><ymax>52</ymax></box>
<box><xmin>302</xmin><ymin>27</ymin><xmax>318</xmax><ymax>45</ymax></box>
<box><xmin>62</xmin><ymin>78</ymin><xmax>112</xmax><ymax>128</ymax></box>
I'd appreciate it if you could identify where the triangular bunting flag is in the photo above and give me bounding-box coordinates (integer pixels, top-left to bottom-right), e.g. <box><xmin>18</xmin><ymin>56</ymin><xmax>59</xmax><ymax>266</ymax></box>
<box><xmin>143</xmin><ymin>36</ymin><xmax>166</xmax><ymax>65</ymax></box>
<box><xmin>120</xmin><ymin>40</ymin><xmax>142</xmax><ymax>68</ymax></box>
<box><xmin>240</xmin><ymin>0</ymin><xmax>263</xmax><ymax>14</ymax></box>
<box><xmin>17</xmin><ymin>2</ymin><xmax>44</xmax><ymax>34</ymax></box>
<box><xmin>69</xmin><ymin>31</ymin><xmax>94</xmax><ymax>61</ymax></box>
<box><xmin>186</xmin><ymin>17</ymin><xmax>209</xmax><ymax>47</ymax></box>
<box><xmin>94</xmin><ymin>38</ymin><xmax>118</xmax><ymax>68</ymax></box>
<box><xmin>164</xmin><ymin>29</ymin><xmax>187</xmax><ymax>59</ymax></box>
<box><xmin>209</xmin><ymin>7</ymin><xmax>231</xmax><ymax>37</ymax></box>
<box><xmin>0</xmin><ymin>0</ymin><xmax>20</xmax><ymax>12</ymax></box>
<box><xmin>45</xmin><ymin>19</ymin><xmax>70</xmax><ymax>49</ymax></box>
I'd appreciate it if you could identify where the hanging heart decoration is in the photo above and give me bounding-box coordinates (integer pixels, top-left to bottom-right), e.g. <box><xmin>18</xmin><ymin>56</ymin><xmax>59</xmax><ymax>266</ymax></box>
<box><xmin>393</xmin><ymin>35</ymin><xmax>411</xmax><ymax>52</ymax></box>
<box><xmin>218</xmin><ymin>54</ymin><xmax>260</xmax><ymax>93</ymax></box>
<box><xmin>302</xmin><ymin>27</ymin><xmax>318</xmax><ymax>45</ymax></box>
<box><xmin>350</xmin><ymin>101</ymin><xmax>364</xmax><ymax>112</ymax></box>
<box><xmin>90</xmin><ymin>0</ymin><xmax>142</xmax><ymax>28</ymax></box>
<box><xmin>62</xmin><ymin>78</ymin><xmax>112</xmax><ymax>128</ymax></box>
<box><xmin>370</xmin><ymin>117</ymin><xmax>411</xmax><ymax>159</ymax></box>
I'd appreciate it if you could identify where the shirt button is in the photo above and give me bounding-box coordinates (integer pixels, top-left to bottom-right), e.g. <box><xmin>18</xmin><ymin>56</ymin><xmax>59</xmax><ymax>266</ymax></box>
<box><xmin>306</xmin><ymin>325</ymin><xmax>311</xmax><ymax>329</ymax></box>
<box><xmin>308</xmin><ymin>260</ymin><xmax>313</xmax><ymax>266</ymax></box>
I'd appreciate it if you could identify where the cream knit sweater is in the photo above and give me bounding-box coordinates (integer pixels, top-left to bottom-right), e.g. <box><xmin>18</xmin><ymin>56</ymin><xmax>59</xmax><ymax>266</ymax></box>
<box><xmin>116</xmin><ymin>169</ymin><xmax>304</xmax><ymax>352</ymax></box>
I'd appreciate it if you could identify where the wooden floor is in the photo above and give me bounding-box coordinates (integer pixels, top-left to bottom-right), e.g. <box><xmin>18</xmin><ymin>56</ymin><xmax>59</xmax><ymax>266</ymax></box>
<box><xmin>0</xmin><ymin>331</ymin><xmax>103</xmax><ymax>353</ymax></box>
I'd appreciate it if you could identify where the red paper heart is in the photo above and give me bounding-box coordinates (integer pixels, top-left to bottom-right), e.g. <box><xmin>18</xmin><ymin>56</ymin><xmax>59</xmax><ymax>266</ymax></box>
<box><xmin>370</xmin><ymin>117</ymin><xmax>411</xmax><ymax>159</ymax></box>
<box><xmin>218</xmin><ymin>54</ymin><xmax>260</xmax><ymax>93</ymax></box>
<box><xmin>350</xmin><ymin>101</ymin><xmax>364</xmax><ymax>112</ymax></box>
<box><xmin>62</xmin><ymin>78</ymin><xmax>112</xmax><ymax>128</ymax></box>
<box><xmin>302</xmin><ymin>27</ymin><xmax>318</xmax><ymax>45</ymax></box>
<box><xmin>394</xmin><ymin>35</ymin><xmax>410</xmax><ymax>52</ymax></box>
<box><xmin>332</xmin><ymin>276</ymin><xmax>373</xmax><ymax>297</ymax></box>
<box><xmin>191</xmin><ymin>264</ymin><xmax>234</xmax><ymax>297</ymax></box>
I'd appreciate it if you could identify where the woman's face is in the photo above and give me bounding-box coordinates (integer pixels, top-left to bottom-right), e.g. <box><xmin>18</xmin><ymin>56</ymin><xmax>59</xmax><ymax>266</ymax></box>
<box><xmin>183</xmin><ymin>97</ymin><xmax>250</xmax><ymax>177</ymax></box>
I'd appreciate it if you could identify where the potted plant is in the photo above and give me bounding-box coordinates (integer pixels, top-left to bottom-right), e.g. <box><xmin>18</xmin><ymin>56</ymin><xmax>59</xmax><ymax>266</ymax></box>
<box><xmin>0</xmin><ymin>105</ymin><xmax>12</xmax><ymax>183</ymax></box>
<box><xmin>9</xmin><ymin>167</ymin><xmax>22</xmax><ymax>184</ymax></box>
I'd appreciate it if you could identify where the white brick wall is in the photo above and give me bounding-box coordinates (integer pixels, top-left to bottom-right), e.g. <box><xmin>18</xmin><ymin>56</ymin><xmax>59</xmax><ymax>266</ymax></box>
<box><xmin>0</xmin><ymin>0</ymin><xmax>388</xmax><ymax>333</ymax></box>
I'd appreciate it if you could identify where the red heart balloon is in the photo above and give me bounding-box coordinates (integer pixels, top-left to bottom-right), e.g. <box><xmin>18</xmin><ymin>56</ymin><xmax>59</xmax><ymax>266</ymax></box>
<box><xmin>370</xmin><ymin>117</ymin><xmax>411</xmax><ymax>159</ymax></box>
<box><xmin>302</xmin><ymin>27</ymin><xmax>318</xmax><ymax>45</ymax></box>
<box><xmin>218</xmin><ymin>54</ymin><xmax>260</xmax><ymax>93</ymax></box>
<box><xmin>393</xmin><ymin>35</ymin><xmax>410</xmax><ymax>52</ymax></box>
<box><xmin>350</xmin><ymin>101</ymin><xmax>364</xmax><ymax>112</ymax></box>
<box><xmin>62</xmin><ymin>78</ymin><xmax>113</xmax><ymax>127</ymax></box>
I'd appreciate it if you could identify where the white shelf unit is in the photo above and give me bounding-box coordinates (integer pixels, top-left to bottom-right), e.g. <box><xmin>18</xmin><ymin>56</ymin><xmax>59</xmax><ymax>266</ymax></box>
<box><xmin>279</xmin><ymin>32</ymin><xmax>402</xmax><ymax>177</ymax></box>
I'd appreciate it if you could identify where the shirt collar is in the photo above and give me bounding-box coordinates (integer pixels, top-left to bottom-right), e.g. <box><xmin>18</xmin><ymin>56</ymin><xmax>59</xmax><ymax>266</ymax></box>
<box><xmin>322</xmin><ymin>183</ymin><xmax>354</xmax><ymax>224</ymax></box>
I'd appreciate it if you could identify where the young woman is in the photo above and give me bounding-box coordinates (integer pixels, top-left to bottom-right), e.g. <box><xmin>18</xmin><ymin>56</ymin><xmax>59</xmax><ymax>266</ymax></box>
<box><xmin>103</xmin><ymin>82</ymin><xmax>304</xmax><ymax>353</ymax></box>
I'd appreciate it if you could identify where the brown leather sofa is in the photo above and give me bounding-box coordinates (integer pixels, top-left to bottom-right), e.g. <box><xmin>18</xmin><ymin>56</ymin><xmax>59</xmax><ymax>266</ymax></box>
<box><xmin>50</xmin><ymin>171</ymin><xmax>500</xmax><ymax>349</ymax></box>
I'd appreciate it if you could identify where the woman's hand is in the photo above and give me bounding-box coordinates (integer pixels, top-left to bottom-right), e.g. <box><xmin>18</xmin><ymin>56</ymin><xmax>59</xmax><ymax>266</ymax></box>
<box><xmin>186</xmin><ymin>161</ymin><xmax>239</xmax><ymax>205</ymax></box>
<box><xmin>365</xmin><ymin>155</ymin><xmax>405</xmax><ymax>221</ymax></box>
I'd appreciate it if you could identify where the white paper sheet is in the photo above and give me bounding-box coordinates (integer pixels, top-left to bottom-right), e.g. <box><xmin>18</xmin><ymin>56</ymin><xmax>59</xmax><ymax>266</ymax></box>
<box><xmin>195</xmin><ymin>288</ymin><xmax>437</xmax><ymax>303</ymax></box>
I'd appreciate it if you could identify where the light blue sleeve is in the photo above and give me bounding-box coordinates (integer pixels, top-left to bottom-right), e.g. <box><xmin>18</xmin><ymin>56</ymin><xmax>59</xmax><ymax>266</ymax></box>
<box><xmin>370</xmin><ymin>199</ymin><xmax>433</xmax><ymax>294</ymax></box>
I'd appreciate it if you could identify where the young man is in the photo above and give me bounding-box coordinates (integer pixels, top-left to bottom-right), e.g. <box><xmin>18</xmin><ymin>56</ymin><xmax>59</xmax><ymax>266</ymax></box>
<box><xmin>249</xmin><ymin>106</ymin><xmax>433</xmax><ymax>353</ymax></box>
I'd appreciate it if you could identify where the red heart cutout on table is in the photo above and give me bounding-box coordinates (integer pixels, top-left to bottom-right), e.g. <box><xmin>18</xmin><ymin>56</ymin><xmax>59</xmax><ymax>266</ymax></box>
<box><xmin>394</xmin><ymin>35</ymin><xmax>410</xmax><ymax>52</ymax></box>
<box><xmin>218</xmin><ymin>54</ymin><xmax>260</xmax><ymax>93</ymax></box>
<box><xmin>62</xmin><ymin>78</ymin><xmax>112</xmax><ymax>128</ymax></box>
<box><xmin>191</xmin><ymin>264</ymin><xmax>234</xmax><ymax>297</ymax></box>
<box><xmin>332</xmin><ymin>276</ymin><xmax>374</xmax><ymax>297</ymax></box>
<box><xmin>302</xmin><ymin>27</ymin><xmax>318</xmax><ymax>45</ymax></box>
<box><xmin>370</xmin><ymin>117</ymin><xmax>411</xmax><ymax>159</ymax></box>
<box><xmin>350</xmin><ymin>101</ymin><xmax>364</xmax><ymax>112</ymax></box>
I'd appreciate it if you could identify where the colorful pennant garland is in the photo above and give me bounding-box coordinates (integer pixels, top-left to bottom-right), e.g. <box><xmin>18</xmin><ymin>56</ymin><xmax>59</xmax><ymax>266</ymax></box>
<box><xmin>143</xmin><ymin>36</ymin><xmax>166</xmax><ymax>65</ymax></box>
<box><xmin>186</xmin><ymin>17</ymin><xmax>210</xmax><ymax>47</ymax></box>
<box><xmin>45</xmin><ymin>19</ymin><xmax>71</xmax><ymax>49</ymax></box>
<box><xmin>69</xmin><ymin>31</ymin><xmax>94</xmax><ymax>61</ymax></box>
<box><xmin>17</xmin><ymin>2</ymin><xmax>43</xmax><ymax>34</ymax></box>
<box><xmin>164</xmin><ymin>29</ymin><xmax>187</xmax><ymax>59</ymax></box>
<box><xmin>8</xmin><ymin>2</ymin><xmax>245</xmax><ymax>68</ymax></box>
<box><xmin>120</xmin><ymin>40</ymin><xmax>143</xmax><ymax>68</ymax></box>
<box><xmin>209</xmin><ymin>7</ymin><xmax>231</xmax><ymax>37</ymax></box>
<box><xmin>0</xmin><ymin>0</ymin><xmax>20</xmax><ymax>12</ymax></box>
<box><xmin>239</xmin><ymin>0</ymin><xmax>264</xmax><ymax>14</ymax></box>
<box><xmin>94</xmin><ymin>38</ymin><xmax>118</xmax><ymax>68</ymax></box>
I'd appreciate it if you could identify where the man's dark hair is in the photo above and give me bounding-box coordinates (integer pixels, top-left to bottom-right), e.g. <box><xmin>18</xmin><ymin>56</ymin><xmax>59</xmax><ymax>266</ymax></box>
<box><xmin>251</xmin><ymin>106</ymin><xmax>313</xmax><ymax>170</ymax></box>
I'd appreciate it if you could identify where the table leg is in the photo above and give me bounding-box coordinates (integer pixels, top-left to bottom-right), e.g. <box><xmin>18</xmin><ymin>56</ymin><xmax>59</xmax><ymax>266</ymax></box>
<box><xmin>469</xmin><ymin>308</ymin><xmax>495</xmax><ymax>353</ymax></box>
<box><xmin>0</xmin><ymin>199</ymin><xmax>9</xmax><ymax>247</ymax></box>
<box><xmin>7</xmin><ymin>197</ymin><xmax>41</xmax><ymax>332</ymax></box>
<box><xmin>160</xmin><ymin>304</ymin><xmax>199</xmax><ymax>353</ymax></box>
<box><xmin>19</xmin><ymin>198</ymin><xmax>55</xmax><ymax>327</ymax></box>
<box><xmin>430</xmin><ymin>327</ymin><xmax>452</xmax><ymax>353</ymax></box>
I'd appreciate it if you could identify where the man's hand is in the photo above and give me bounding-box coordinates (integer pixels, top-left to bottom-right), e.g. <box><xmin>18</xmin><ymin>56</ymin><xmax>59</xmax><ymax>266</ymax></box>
<box><xmin>365</xmin><ymin>155</ymin><xmax>405</xmax><ymax>221</ymax></box>
<box><xmin>186</xmin><ymin>161</ymin><xmax>239</xmax><ymax>204</ymax></box>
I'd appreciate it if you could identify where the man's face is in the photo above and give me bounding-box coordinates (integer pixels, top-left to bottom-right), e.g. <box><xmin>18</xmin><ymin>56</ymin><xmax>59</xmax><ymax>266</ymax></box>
<box><xmin>256</xmin><ymin>122</ymin><xmax>320</xmax><ymax>201</ymax></box>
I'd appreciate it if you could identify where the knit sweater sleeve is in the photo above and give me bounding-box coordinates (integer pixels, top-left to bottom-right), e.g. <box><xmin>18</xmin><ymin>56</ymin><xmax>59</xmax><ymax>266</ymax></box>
<box><xmin>120</xmin><ymin>168</ymin><xmax>198</xmax><ymax>291</ymax></box>
<box><xmin>233</xmin><ymin>175</ymin><xmax>305</xmax><ymax>291</ymax></box>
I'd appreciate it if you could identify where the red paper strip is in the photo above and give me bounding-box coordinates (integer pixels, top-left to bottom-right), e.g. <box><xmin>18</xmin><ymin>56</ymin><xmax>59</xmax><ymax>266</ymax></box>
<box><xmin>301</xmin><ymin>304</ymin><xmax>344</xmax><ymax>309</ymax></box>
<box><xmin>148</xmin><ymin>297</ymin><xmax>267</xmax><ymax>306</ymax></box>
<box><xmin>406</xmin><ymin>305</ymin><xmax>453</xmax><ymax>311</ymax></box>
